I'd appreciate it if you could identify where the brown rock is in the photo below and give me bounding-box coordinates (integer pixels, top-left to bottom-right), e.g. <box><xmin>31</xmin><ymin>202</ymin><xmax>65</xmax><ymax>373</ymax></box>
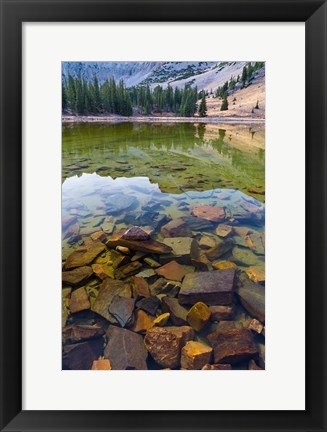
<box><xmin>245</xmin><ymin>232</ymin><xmax>265</xmax><ymax>255</ymax></box>
<box><xmin>247</xmin><ymin>187</ymin><xmax>265</xmax><ymax>195</ymax></box>
<box><xmin>63</xmin><ymin>222</ymin><xmax>80</xmax><ymax>240</ymax></box>
<box><xmin>245</xmin><ymin>267</ymin><xmax>265</xmax><ymax>284</ymax></box>
<box><xmin>179</xmin><ymin>269</ymin><xmax>235</xmax><ymax>306</ymax></box>
<box><xmin>107</xmin><ymin>230</ymin><xmax>172</xmax><ymax>254</ymax></box>
<box><xmin>150</xmin><ymin>279</ymin><xmax>181</xmax><ymax>297</ymax></box>
<box><xmin>136</xmin><ymin>295</ymin><xmax>161</xmax><ymax>315</ymax></box>
<box><xmin>248</xmin><ymin>318</ymin><xmax>264</xmax><ymax>334</ymax></box>
<box><xmin>115</xmin><ymin>261</ymin><xmax>142</xmax><ymax>279</ymax></box>
<box><xmin>116</xmin><ymin>246</ymin><xmax>131</xmax><ymax>255</ymax></box>
<box><xmin>161</xmin><ymin>218</ymin><xmax>192</xmax><ymax>238</ymax></box>
<box><xmin>155</xmin><ymin>260</ymin><xmax>188</xmax><ymax>282</ymax></box>
<box><xmin>110</xmin><ymin>249</ymin><xmax>130</xmax><ymax>269</ymax></box>
<box><xmin>198</xmin><ymin>235</ymin><xmax>217</xmax><ymax>249</ymax></box>
<box><xmin>62</xmin><ymin>215</ymin><xmax>77</xmax><ymax>230</ymax></box>
<box><xmin>216</xmin><ymin>224</ymin><xmax>233</xmax><ymax>238</ymax></box>
<box><xmin>144</xmin><ymin>326</ymin><xmax>194</xmax><ymax>368</ymax></box>
<box><xmin>69</xmin><ymin>287</ymin><xmax>90</xmax><ymax>313</ymax></box>
<box><xmin>186</xmin><ymin>302</ymin><xmax>211</xmax><ymax>331</ymax></box>
<box><xmin>190</xmin><ymin>240</ymin><xmax>211</xmax><ymax>270</ymax></box>
<box><xmin>63</xmin><ymin>338</ymin><xmax>104</xmax><ymax>370</ymax></box>
<box><xmin>91</xmin><ymin>230</ymin><xmax>107</xmax><ymax>243</ymax></box>
<box><xmin>162</xmin><ymin>296</ymin><xmax>189</xmax><ymax>326</ymax></box>
<box><xmin>132</xmin><ymin>276</ymin><xmax>150</xmax><ymax>299</ymax></box>
<box><xmin>209</xmin><ymin>305</ymin><xmax>234</xmax><ymax>321</ymax></box>
<box><xmin>233</xmin><ymin>226</ymin><xmax>251</xmax><ymax>237</ymax></box>
<box><xmin>121</xmin><ymin>226</ymin><xmax>150</xmax><ymax>241</ymax></box>
<box><xmin>191</xmin><ymin>205</ymin><xmax>225</xmax><ymax>222</ymax></box>
<box><xmin>108</xmin><ymin>295</ymin><xmax>135</xmax><ymax>327</ymax></box>
<box><xmin>62</xmin><ymin>266</ymin><xmax>93</xmax><ymax>286</ymax></box>
<box><xmin>92</xmin><ymin>263</ymin><xmax>114</xmax><ymax>280</ymax></box>
<box><xmin>202</xmin><ymin>363</ymin><xmax>232</xmax><ymax>370</ymax></box>
<box><xmin>91</xmin><ymin>279</ymin><xmax>131</xmax><ymax>323</ymax></box>
<box><xmin>162</xmin><ymin>237</ymin><xmax>193</xmax><ymax>264</ymax></box>
<box><xmin>208</xmin><ymin>328</ymin><xmax>258</xmax><ymax>364</ymax></box>
<box><xmin>248</xmin><ymin>359</ymin><xmax>264</xmax><ymax>370</ymax></box>
<box><xmin>181</xmin><ymin>341</ymin><xmax>213</xmax><ymax>369</ymax></box>
<box><xmin>212</xmin><ymin>260</ymin><xmax>237</xmax><ymax>270</ymax></box>
<box><xmin>91</xmin><ymin>359</ymin><xmax>112</xmax><ymax>370</ymax></box>
<box><xmin>144</xmin><ymin>257</ymin><xmax>161</xmax><ymax>268</ymax></box>
<box><xmin>205</xmin><ymin>238</ymin><xmax>234</xmax><ymax>261</ymax></box>
<box><xmin>153</xmin><ymin>312</ymin><xmax>170</xmax><ymax>327</ymax></box>
<box><xmin>64</xmin><ymin>241</ymin><xmax>106</xmax><ymax>270</ymax></box>
<box><xmin>129</xmin><ymin>309</ymin><xmax>154</xmax><ymax>333</ymax></box>
<box><xmin>236</xmin><ymin>276</ymin><xmax>265</xmax><ymax>323</ymax></box>
<box><xmin>104</xmin><ymin>326</ymin><xmax>148</xmax><ymax>370</ymax></box>
<box><xmin>63</xmin><ymin>323</ymin><xmax>105</xmax><ymax>343</ymax></box>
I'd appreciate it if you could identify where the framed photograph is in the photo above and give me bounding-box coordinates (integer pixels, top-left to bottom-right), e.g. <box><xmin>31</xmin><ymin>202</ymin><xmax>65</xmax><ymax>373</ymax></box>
<box><xmin>0</xmin><ymin>0</ymin><xmax>326</xmax><ymax>431</ymax></box>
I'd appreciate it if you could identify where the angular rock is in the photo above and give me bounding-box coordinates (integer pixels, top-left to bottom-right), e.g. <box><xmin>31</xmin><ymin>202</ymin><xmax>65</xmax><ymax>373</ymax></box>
<box><xmin>69</xmin><ymin>287</ymin><xmax>90</xmax><ymax>313</ymax></box>
<box><xmin>63</xmin><ymin>323</ymin><xmax>105</xmax><ymax>344</ymax></box>
<box><xmin>181</xmin><ymin>215</ymin><xmax>214</xmax><ymax>231</ymax></box>
<box><xmin>131</xmin><ymin>276</ymin><xmax>150</xmax><ymax>299</ymax></box>
<box><xmin>136</xmin><ymin>295</ymin><xmax>161</xmax><ymax>315</ymax></box>
<box><xmin>110</xmin><ymin>249</ymin><xmax>130</xmax><ymax>269</ymax></box>
<box><xmin>153</xmin><ymin>312</ymin><xmax>170</xmax><ymax>327</ymax></box>
<box><xmin>191</xmin><ymin>205</ymin><xmax>225</xmax><ymax>222</ymax></box>
<box><xmin>64</xmin><ymin>241</ymin><xmax>106</xmax><ymax>270</ymax></box>
<box><xmin>150</xmin><ymin>279</ymin><xmax>181</xmax><ymax>297</ymax></box>
<box><xmin>135</xmin><ymin>268</ymin><xmax>156</xmax><ymax>279</ymax></box>
<box><xmin>63</xmin><ymin>222</ymin><xmax>80</xmax><ymax>240</ymax></box>
<box><xmin>186</xmin><ymin>302</ymin><xmax>211</xmax><ymax>331</ymax></box>
<box><xmin>62</xmin><ymin>215</ymin><xmax>77</xmax><ymax>230</ymax></box>
<box><xmin>91</xmin><ymin>358</ymin><xmax>112</xmax><ymax>370</ymax></box>
<box><xmin>208</xmin><ymin>328</ymin><xmax>258</xmax><ymax>364</ymax></box>
<box><xmin>248</xmin><ymin>359</ymin><xmax>264</xmax><ymax>370</ymax></box>
<box><xmin>161</xmin><ymin>218</ymin><xmax>192</xmax><ymax>238</ymax></box>
<box><xmin>190</xmin><ymin>240</ymin><xmax>211</xmax><ymax>270</ymax></box>
<box><xmin>144</xmin><ymin>326</ymin><xmax>194</xmax><ymax>368</ymax></box>
<box><xmin>181</xmin><ymin>341</ymin><xmax>213</xmax><ymax>370</ymax></box>
<box><xmin>143</xmin><ymin>257</ymin><xmax>161</xmax><ymax>268</ymax></box>
<box><xmin>199</xmin><ymin>235</ymin><xmax>217</xmax><ymax>250</ymax></box>
<box><xmin>202</xmin><ymin>363</ymin><xmax>232</xmax><ymax>370</ymax></box>
<box><xmin>121</xmin><ymin>226</ymin><xmax>150</xmax><ymax>241</ymax></box>
<box><xmin>210</xmin><ymin>320</ymin><xmax>243</xmax><ymax>332</ymax></box>
<box><xmin>216</xmin><ymin>224</ymin><xmax>233</xmax><ymax>238</ymax></box>
<box><xmin>232</xmin><ymin>247</ymin><xmax>260</xmax><ymax>266</ymax></box>
<box><xmin>104</xmin><ymin>326</ymin><xmax>148</xmax><ymax>370</ymax></box>
<box><xmin>179</xmin><ymin>269</ymin><xmax>235</xmax><ymax>306</ymax></box>
<box><xmin>236</xmin><ymin>276</ymin><xmax>265</xmax><ymax>323</ymax></box>
<box><xmin>115</xmin><ymin>261</ymin><xmax>143</xmax><ymax>279</ymax></box>
<box><xmin>212</xmin><ymin>260</ymin><xmax>237</xmax><ymax>270</ymax></box>
<box><xmin>209</xmin><ymin>305</ymin><xmax>234</xmax><ymax>321</ymax></box>
<box><xmin>162</xmin><ymin>296</ymin><xmax>189</xmax><ymax>326</ymax></box>
<box><xmin>245</xmin><ymin>266</ymin><xmax>265</xmax><ymax>284</ymax></box>
<box><xmin>233</xmin><ymin>226</ymin><xmax>251</xmax><ymax>237</ymax></box>
<box><xmin>106</xmin><ymin>194</ymin><xmax>137</xmax><ymax>214</ymax></box>
<box><xmin>131</xmin><ymin>251</ymin><xmax>147</xmax><ymax>262</ymax></box>
<box><xmin>245</xmin><ymin>232</ymin><xmax>265</xmax><ymax>255</ymax></box>
<box><xmin>92</xmin><ymin>263</ymin><xmax>114</xmax><ymax>280</ymax></box>
<box><xmin>91</xmin><ymin>279</ymin><xmax>132</xmax><ymax>323</ymax></box>
<box><xmin>62</xmin><ymin>266</ymin><xmax>93</xmax><ymax>286</ymax></box>
<box><xmin>205</xmin><ymin>238</ymin><xmax>234</xmax><ymax>261</ymax></box>
<box><xmin>248</xmin><ymin>318</ymin><xmax>264</xmax><ymax>334</ymax></box>
<box><xmin>162</xmin><ymin>237</ymin><xmax>193</xmax><ymax>264</ymax></box>
<box><xmin>62</xmin><ymin>338</ymin><xmax>104</xmax><ymax>370</ymax></box>
<box><xmin>116</xmin><ymin>246</ymin><xmax>131</xmax><ymax>255</ymax></box>
<box><xmin>91</xmin><ymin>230</ymin><xmax>107</xmax><ymax>243</ymax></box>
<box><xmin>108</xmin><ymin>295</ymin><xmax>135</xmax><ymax>327</ymax></box>
<box><xmin>155</xmin><ymin>260</ymin><xmax>188</xmax><ymax>282</ymax></box>
<box><xmin>107</xmin><ymin>230</ymin><xmax>172</xmax><ymax>255</ymax></box>
<box><xmin>129</xmin><ymin>309</ymin><xmax>154</xmax><ymax>333</ymax></box>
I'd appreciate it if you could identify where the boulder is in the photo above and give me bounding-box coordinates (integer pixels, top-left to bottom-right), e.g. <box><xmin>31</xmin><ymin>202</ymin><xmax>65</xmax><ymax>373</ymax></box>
<box><xmin>160</xmin><ymin>218</ymin><xmax>192</xmax><ymax>238</ymax></box>
<box><xmin>181</xmin><ymin>341</ymin><xmax>213</xmax><ymax>370</ymax></box>
<box><xmin>62</xmin><ymin>338</ymin><xmax>104</xmax><ymax>370</ymax></box>
<box><xmin>91</xmin><ymin>279</ymin><xmax>132</xmax><ymax>323</ymax></box>
<box><xmin>162</xmin><ymin>296</ymin><xmax>189</xmax><ymax>326</ymax></box>
<box><xmin>155</xmin><ymin>260</ymin><xmax>189</xmax><ymax>282</ymax></box>
<box><xmin>191</xmin><ymin>205</ymin><xmax>225</xmax><ymax>222</ymax></box>
<box><xmin>62</xmin><ymin>266</ymin><xmax>93</xmax><ymax>286</ymax></box>
<box><xmin>104</xmin><ymin>326</ymin><xmax>148</xmax><ymax>370</ymax></box>
<box><xmin>69</xmin><ymin>287</ymin><xmax>90</xmax><ymax>313</ymax></box>
<box><xmin>208</xmin><ymin>328</ymin><xmax>258</xmax><ymax>364</ymax></box>
<box><xmin>179</xmin><ymin>269</ymin><xmax>235</xmax><ymax>306</ymax></box>
<box><xmin>108</xmin><ymin>295</ymin><xmax>135</xmax><ymax>327</ymax></box>
<box><xmin>144</xmin><ymin>326</ymin><xmax>194</xmax><ymax>368</ymax></box>
<box><xmin>186</xmin><ymin>302</ymin><xmax>211</xmax><ymax>331</ymax></box>
<box><xmin>64</xmin><ymin>241</ymin><xmax>106</xmax><ymax>270</ymax></box>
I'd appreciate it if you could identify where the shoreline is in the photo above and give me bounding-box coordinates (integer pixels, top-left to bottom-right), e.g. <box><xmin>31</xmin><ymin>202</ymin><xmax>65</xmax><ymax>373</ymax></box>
<box><xmin>62</xmin><ymin>115</ymin><xmax>265</xmax><ymax>124</ymax></box>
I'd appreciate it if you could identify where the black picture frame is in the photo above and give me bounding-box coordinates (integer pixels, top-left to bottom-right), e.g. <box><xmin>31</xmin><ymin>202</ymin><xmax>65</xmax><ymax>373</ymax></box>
<box><xmin>0</xmin><ymin>0</ymin><xmax>326</xmax><ymax>431</ymax></box>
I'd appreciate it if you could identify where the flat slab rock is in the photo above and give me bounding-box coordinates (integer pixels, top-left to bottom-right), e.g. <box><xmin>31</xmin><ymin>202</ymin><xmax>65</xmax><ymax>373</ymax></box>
<box><xmin>179</xmin><ymin>269</ymin><xmax>235</xmax><ymax>306</ymax></box>
<box><xmin>62</xmin><ymin>266</ymin><xmax>93</xmax><ymax>286</ymax></box>
<box><xmin>237</xmin><ymin>278</ymin><xmax>265</xmax><ymax>323</ymax></box>
<box><xmin>104</xmin><ymin>326</ymin><xmax>148</xmax><ymax>370</ymax></box>
<box><xmin>144</xmin><ymin>326</ymin><xmax>194</xmax><ymax>368</ymax></box>
<box><xmin>191</xmin><ymin>205</ymin><xmax>226</xmax><ymax>222</ymax></box>
<box><xmin>155</xmin><ymin>260</ymin><xmax>189</xmax><ymax>282</ymax></box>
<box><xmin>64</xmin><ymin>241</ymin><xmax>106</xmax><ymax>270</ymax></box>
<box><xmin>108</xmin><ymin>295</ymin><xmax>135</xmax><ymax>327</ymax></box>
<box><xmin>107</xmin><ymin>229</ymin><xmax>172</xmax><ymax>255</ymax></box>
<box><xmin>181</xmin><ymin>341</ymin><xmax>213</xmax><ymax>370</ymax></box>
<box><xmin>207</xmin><ymin>328</ymin><xmax>258</xmax><ymax>364</ymax></box>
<box><xmin>62</xmin><ymin>338</ymin><xmax>104</xmax><ymax>370</ymax></box>
<box><xmin>160</xmin><ymin>218</ymin><xmax>192</xmax><ymax>238</ymax></box>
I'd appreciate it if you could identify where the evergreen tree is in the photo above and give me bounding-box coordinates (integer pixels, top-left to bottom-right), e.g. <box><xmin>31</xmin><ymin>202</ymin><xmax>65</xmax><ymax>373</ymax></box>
<box><xmin>198</xmin><ymin>94</ymin><xmax>207</xmax><ymax>117</ymax></box>
<box><xmin>255</xmin><ymin>100</ymin><xmax>259</xmax><ymax>109</ymax></box>
<box><xmin>67</xmin><ymin>74</ymin><xmax>76</xmax><ymax>111</ymax></box>
<box><xmin>241</xmin><ymin>66</ymin><xmax>248</xmax><ymax>87</ymax></box>
<box><xmin>220</xmin><ymin>95</ymin><xmax>228</xmax><ymax>111</ymax></box>
<box><xmin>62</xmin><ymin>81</ymin><xmax>68</xmax><ymax>111</ymax></box>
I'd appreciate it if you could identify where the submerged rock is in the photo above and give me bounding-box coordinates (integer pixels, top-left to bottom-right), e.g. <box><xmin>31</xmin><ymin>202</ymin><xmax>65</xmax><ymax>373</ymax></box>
<box><xmin>131</xmin><ymin>276</ymin><xmax>150</xmax><ymax>299</ymax></box>
<box><xmin>144</xmin><ymin>326</ymin><xmax>194</xmax><ymax>368</ymax></box>
<box><xmin>179</xmin><ymin>269</ymin><xmax>235</xmax><ymax>306</ymax></box>
<box><xmin>92</xmin><ymin>263</ymin><xmax>114</xmax><ymax>280</ymax></box>
<box><xmin>160</xmin><ymin>218</ymin><xmax>192</xmax><ymax>238</ymax></box>
<box><xmin>115</xmin><ymin>261</ymin><xmax>143</xmax><ymax>279</ymax></box>
<box><xmin>150</xmin><ymin>278</ymin><xmax>181</xmax><ymax>297</ymax></box>
<box><xmin>248</xmin><ymin>318</ymin><xmax>264</xmax><ymax>334</ymax></box>
<box><xmin>63</xmin><ymin>323</ymin><xmax>105</xmax><ymax>344</ymax></box>
<box><xmin>232</xmin><ymin>247</ymin><xmax>260</xmax><ymax>266</ymax></box>
<box><xmin>181</xmin><ymin>215</ymin><xmax>214</xmax><ymax>231</ymax></box>
<box><xmin>129</xmin><ymin>309</ymin><xmax>154</xmax><ymax>333</ymax></box>
<box><xmin>186</xmin><ymin>302</ymin><xmax>211</xmax><ymax>331</ymax></box>
<box><xmin>91</xmin><ymin>230</ymin><xmax>107</xmax><ymax>243</ymax></box>
<box><xmin>216</xmin><ymin>224</ymin><xmax>233</xmax><ymax>238</ymax></box>
<box><xmin>63</xmin><ymin>338</ymin><xmax>104</xmax><ymax>370</ymax></box>
<box><xmin>209</xmin><ymin>305</ymin><xmax>234</xmax><ymax>321</ymax></box>
<box><xmin>69</xmin><ymin>287</ymin><xmax>90</xmax><ymax>313</ymax></box>
<box><xmin>64</xmin><ymin>241</ymin><xmax>106</xmax><ymax>270</ymax></box>
<box><xmin>62</xmin><ymin>215</ymin><xmax>77</xmax><ymax>230</ymax></box>
<box><xmin>105</xmin><ymin>194</ymin><xmax>137</xmax><ymax>214</ymax></box>
<box><xmin>212</xmin><ymin>260</ymin><xmax>237</xmax><ymax>270</ymax></box>
<box><xmin>236</xmin><ymin>275</ymin><xmax>265</xmax><ymax>323</ymax></box>
<box><xmin>104</xmin><ymin>326</ymin><xmax>148</xmax><ymax>370</ymax></box>
<box><xmin>162</xmin><ymin>237</ymin><xmax>193</xmax><ymax>264</ymax></box>
<box><xmin>248</xmin><ymin>359</ymin><xmax>264</xmax><ymax>370</ymax></box>
<box><xmin>62</xmin><ymin>266</ymin><xmax>93</xmax><ymax>286</ymax></box>
<box><xmin>155</xmin><ymin>260</ymin><xmax>188</xmax><ymax>282</ymax></box>
<box><xmin>121</xmin><ymin>226</ymin><xmax>150</xmax><ymax>241</ymax></box>
<box><xmin>162</xmin><ymin>296</ymin><xmax>189</xmax><ymax>326</ymax></box>
<box><xmin>191</xmin><ymin>205</ymin><xmax>225</xmax><ymax>222</ymax></box>
<box><xmin>91</xmin><ymin>358</ymin><xmax>112</xmax><ymax>370</ymax></box>
<box><xmin>108</xmin><ymin>295</ymin><xmax>135</xmax><ymax>327</ymax></box>
<box><xmin>245</xmin><ymin>267</ymin><xmax>265</xmax><ymax>284</ymax></box>
<box><xmin>153</xmin><ymin>312</ymin><xmax>170</xmax><ymax>327</ymax></box>
<box><xmin>208</xmin><ymin>328</ymin><xmax>258</xmax><ymax>364</ymax></box>
<box><xmin>205</xmin><ymin>238</ymin><xmax>234</xmax><ymax>261</ymax></box>
<box><xmin>202</xmin><ymin>363</ymin><xmax>232</xmax><ymax>370</ymax></box>
<box><xmin>181</xmin><ymin>341</ymin><xmax>213</xmax><ymax>370</ymax></box>
<box><xmin>245</xmin><ymin>232</ymin><xmax>265</xmax><ymax>255</ymax></box>
<box><xmin>107</xmin><ymin>229</ymin><xmax>172</xmax><ymax>255</ymax></box>
<box><xmin>136</xmin><ymin>295</ymin><xmax>161</xmax><ymax>315</ymax></box>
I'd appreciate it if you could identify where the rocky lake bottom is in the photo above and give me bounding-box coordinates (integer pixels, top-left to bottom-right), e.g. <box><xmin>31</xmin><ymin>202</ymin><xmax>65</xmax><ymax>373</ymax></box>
<box><xmin>62</xmin><ymin>122</ymin><xmax>265</xmax><ymax>370</ymax></box>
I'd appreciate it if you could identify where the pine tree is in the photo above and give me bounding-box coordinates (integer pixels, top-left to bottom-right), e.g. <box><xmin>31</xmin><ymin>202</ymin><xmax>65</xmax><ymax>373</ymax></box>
<box><xmin>255</xmin><ymin>100</ymin><xmax>259</xmax><ymax>109</ymax></box>
<box><xmin>67</xmin><ymin>74</ymin><xmax>76</xmax><ymax>111</ymax></box>
<box><xmin>220</xmin><ymin>95</ymin><xmax>228</xmax><ymax>111</ymax></box>
<box><xmin>62</xmin><ymin>81</ymin><xmax>68</xmax><ymax>111</ymax></box>
<box><xmin>241</xmin><ymin>66</ymin><xmax>248</xmax><ymax>87</ymax></box>
<box><xmin>198</xmin><ymin>94</ymin><xmax>207</xmax><ymax>117</ymax></box>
